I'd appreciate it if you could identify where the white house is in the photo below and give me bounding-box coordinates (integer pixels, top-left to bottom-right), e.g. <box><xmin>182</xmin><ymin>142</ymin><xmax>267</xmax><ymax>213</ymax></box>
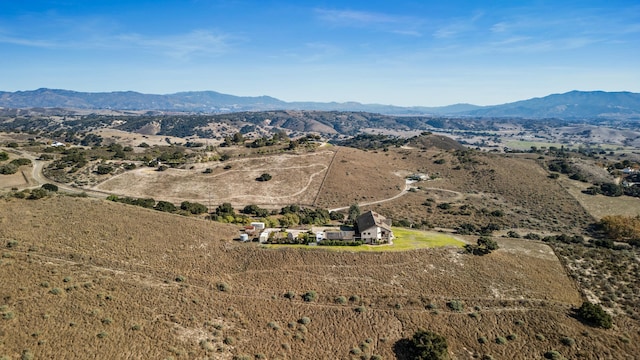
<box><xmin>356</xmin><ymin>210</ymin><xmax>394</xmax><ymax>244</ymax></box>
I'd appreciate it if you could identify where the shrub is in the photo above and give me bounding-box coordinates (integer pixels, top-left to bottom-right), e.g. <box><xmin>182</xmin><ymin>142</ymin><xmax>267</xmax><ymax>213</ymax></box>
<box><xmin>544</xmin><ymin>350</ymin><xmax>565</xmax><ymax>360</ymax></box>
<box><xmin>302</xmin><ymin>291</ymin><xmax>317</xmax><ymax>302</ymax></box>
<box><xmin>355</xmin><ymin>306</ymin><xmax>367</xmax><ymax>313</ymax></box>
<box><xmin>495</xmin><ymin>336</ymin><xmax>507</xmax><ymax>344</ymax></box>
<box><xmin>284</xmin><ymin>291</ymin><xmax>295</xmax><ymax>300</ymax></box>
<box><xmin>155</xmin><ymin>201</ymin><xmax>177</xmax><ymax>212</ymax></box>
<box><xmin>506</xmin><ymin>334</ymin><xmax>517</xmax><ymax>341</ymax></box>
<box><xmin>335</xmin><ymin>296</ymin><xmax>347</xmax><ymax>304</ymax></box>
<box><xmin>298</xmin><ymin>317</ymin><xmax>311</xmax><ymax>325</ymax></box>
<box><xmin>478</xmin><ymin>336</ymin><xmax>488</xmax><ymax>344</ymax></box>
<box><xmin>223</xmin><ymin>336</ymin><xmax>235</xmax><ymax>345</ymax></box>
<box><xmin>0</xmin><ymin>164</ymin><xmax>18</xmax><ymax>174</ymax></box>
<box><xmin>267</xmin><ymin>321</ymin><xmax>280</xmax><ymax>330</ymax></box>
<box><xmin>535</xmin><ymin>333</ymin><xmax>546</xmax><ymax>341</ymax></box>
<box><xmin>97</xmin><ymin>331</ymin><xmax>108</xmax><ymax>339</ymax></box>
<box><xmin>131</xmin><ymin>324</ymin><xmax>141</xmax><ymax>331</ymax></box>
<box><xmin>576</xmin><ymin>301</ymin><xmax>612</xmax><ymax>329</ymax></box>
<box><xmin>560</xmin><ymin>337</ymin><xmax>575</xmax><ymax>346</ymax></box>
<box><xmin>28</xmin><ymin>188</ymin><xmax>48</xmax><ymax>200</ymax></box>
<box><xmin>175</xmin><ymin>275</ymin><xmax>185</xmax><ymax>282</ymax></box>
<box><xmin>101</xmin><ymin>318</ymin><xmax>113</xmax><ymax>325</ymax></box>
<box><xmin>216</xmin><ymin>282</ymin><xmax>230</xmax><ymax>292</ymax></box>
<box><xmin>409</xmin><ymin>329</ymin><xmax>449</xmax><ymax>360</ymax></box>
<box><xmin>96</xmin><ymin>164</ymin><xmax>113</xmax><ymax>174</ymax></box>
<box><xmin>350</xmin><ymin>347</ymin><xmax>361</xmax><ymax>355</ymax></box>
<box><xmin>49</xmin><ymin>288</ymin><xmax>62</xmax><ymax>295</ymax></box>
<box><xmin>447</xmin><ymin>300</ymin><xmax>464</xmax><ymax>312</ymax></box>
<box><xmin>256</xmin><ymin>173</ymin><xmax>272</xmax><ymax>182</ymax></box>
<box><xmin>0</xmin><ymin>151</ymin><xmax>8</xmax><ymax>161</ymax></box>
<box><xmin>41</xmin><ymin>183</ymin><xmax>58</xmax><ymax>192</ymax></box>
<box><xmin>10</xmin><ymin>158</ymin><xmax>31</xmax><ymax>166</ymax></box>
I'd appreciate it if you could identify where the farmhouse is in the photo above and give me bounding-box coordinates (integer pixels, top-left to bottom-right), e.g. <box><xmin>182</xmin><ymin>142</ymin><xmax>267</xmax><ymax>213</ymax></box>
<box><xmin>356</xmin><ymin>210</ymin><xmax>394</xmax><ymax>244</ymax></box>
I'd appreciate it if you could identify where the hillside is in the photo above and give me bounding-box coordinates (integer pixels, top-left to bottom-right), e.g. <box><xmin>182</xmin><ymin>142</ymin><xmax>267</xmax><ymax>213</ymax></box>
<box><xmin>1</xmin><ymin>196</ymin><xmax>637</xmax><ymax>359</ymax></box>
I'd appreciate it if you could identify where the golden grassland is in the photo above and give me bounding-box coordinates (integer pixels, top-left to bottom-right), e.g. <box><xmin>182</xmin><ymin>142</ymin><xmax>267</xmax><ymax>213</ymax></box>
<box><xmin>1</xmin><ymin>196</ymin><xmax>638</xmax><ymax>359</ymax></box>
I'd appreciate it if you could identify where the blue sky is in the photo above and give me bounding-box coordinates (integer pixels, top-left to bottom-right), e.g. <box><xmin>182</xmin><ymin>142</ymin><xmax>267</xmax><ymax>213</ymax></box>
<box><xmin>1</xmin><ymin>1</ymin><xmax>639</xmax><ymax>106</ymax></box>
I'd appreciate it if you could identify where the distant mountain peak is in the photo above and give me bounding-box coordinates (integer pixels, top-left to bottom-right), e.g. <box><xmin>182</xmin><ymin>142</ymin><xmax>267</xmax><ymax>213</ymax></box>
<box><xmin>0</xmin><ymin>88</ymin><xmax>638</xmax><ymax>118</ymax></box>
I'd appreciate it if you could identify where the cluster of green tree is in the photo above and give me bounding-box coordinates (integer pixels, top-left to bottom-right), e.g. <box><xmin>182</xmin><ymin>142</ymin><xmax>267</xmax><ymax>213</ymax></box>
<box><xmin>264</xmin><ymin>231</ymin><xmax>316</xmax><ymax>245</ymax></box>
<box><xmin>455</xmin><ymin>222</ymin><xmax>501</xmax><ymax>236</ymax></box>
<box><xmin>245</xmin><ymin>130</ymin><xmax>289</xmax><ymax>148</ymax></box>
<box><xmin>241</xmin><ymin>204</ymin><xmax>271</xmax><ymax>218</ymax></box>
<box><xmin>334</xmin><ymin>133</ymin><xmax>407</xmax><ymax>150</ymax></box>
<box><xmin>318</xmin><ymin>240</ymin><xmax>363</xmax><ymax>247</ymax></box>
<box><xmin>464</xmin><ymin>237</ymin><xmax>499</xmax><ymax>255</ymax></box>
<box><xmin>0</xmin><ymin>151</ymin><xmax>8</xmax><ymax>161</ymax></box>
<box><xmin>106</xmin><ymin>195</ymin><xmax>208</xmax><ymax>216</ymax></box>
<box><xmin>11</xmin><ymin>184</ymin><xmax>57</xmax><ymax>200</ymax></box>
<box><xmin>0</xmin><ymin>158</ymin><xmax>32</xmax><ymax>175</ymax></box>
<box><xmin>595</xmin><ymin>215</ymin><xmax>640</xmax><ymax>243</ymax></box>
<box><xmin>280</xmin><ymin>205</ymin><xmax>333</xmax><ymax>226</ymax></box>
<box><xmin>584</xmin><ymin>182</ymin><xmax>640</xmax><ymax>198</ymax></box>
<box><xmin>221</xmin><ymin>132</ymin><xmax>245</xmax><ymax>147</ymax></box>
<box><xmin>80</xmin><ymin>133</ymin><xmax>103</xmax><ymax>146</ymax></box>
<box><xmin>286</xmin><ymin>134</ymin><xmax>321</xmax><ymax>150</ymax></box>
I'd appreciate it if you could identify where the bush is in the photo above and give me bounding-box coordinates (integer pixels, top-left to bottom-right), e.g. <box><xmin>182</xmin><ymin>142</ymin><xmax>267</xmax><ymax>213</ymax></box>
<box><xmin>28</xmin><ymin>188</ymin><xmax>48</xmax><ymax>200</ymax></box>
<box><xmin>155</xmin><ymin>201</ymin><xmax>177</xmax><ymax>212</ymax></box>
<box><xmin>335</xmin><ymin>296</ymin><xmax>347</xmax><ymax>304</ymax></box>
<box><xmin>284</xmin><ymin>291</ymin><xmax>295</xmax><ymax>299</ymax></box>
<box><xmin>41</xmin><ymin>183</ymin><xmax>58</xmax><ymax>192</ymax></box>
<box><xmin>544</xmin><ymin>351</ymin><xmax>565</xmax><ymax>360</ymax></box>
<box><xmin>10</xmin><ymin>158</ymin><xmax>31</xmax><ymax>166</ymax></box>
<box><xmin>256</xmin><ymin>173</ymin><xmax>272</xmax><ymax>182</ymax></box>
<box><xmin>0</xmin><ymin>164</ymin><xmax>18</xmax><ymax>174</ymax></box>
<box><xmin>354</xmin><ymin>306</ymin><xmax>367</xmax><ymax>313</ymax></box>
<box><xmin>495</xmin><ymin>336</ymin><xmax>507</xmax><ymax>344</ymax></box>
<box><xmin>576</xmin><ymin>301</ymin><xmax>612</xmax><ymax>329</ymax></box>
<box><xmin>0</xmin><ymin>151</ymin><xmax>8</xmax><ymax>161</ymax></box>
<box><xmin>180</xmin><ymin>201</ymin><xmax>208</xmax><ymax>214</ymax></box>
<box><xmin>447</xmin><ymin>300</ymin><xmax>464</xmax><ymax>311</ymax></box>
<box><xmin>409</xmin><ymin>329</ymin><xmax>449</xmax><ymax>360</ymax></box>
<box><xmin>302</xmin><ymin>291</ymin><xmax>317</xmax><ymax>302</ymax></box>
<box><xmin>216</xmin><ymin>282</ymin><xmax>230</xmax><ymax>292</ymax></box>
<box><xmin>560</xmin><ymin>337</ymin><xmax>575</xmax><ymax>346</ymax></box>
<box><xmin>96</xmin><ymin>164</ymin><xmax>113</xmax><ymax>175</ymax></box>
<box><xmin>298</xmin><ymin>317</ymin><xmax>311</xmax><ymax>325</ymax></box>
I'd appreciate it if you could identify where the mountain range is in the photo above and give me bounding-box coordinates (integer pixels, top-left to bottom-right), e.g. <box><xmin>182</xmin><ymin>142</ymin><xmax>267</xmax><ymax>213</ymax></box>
<box><xmin>1</xmin><ymin>88</ymin><xmax>639</xmax><ymax>119</ymax></box>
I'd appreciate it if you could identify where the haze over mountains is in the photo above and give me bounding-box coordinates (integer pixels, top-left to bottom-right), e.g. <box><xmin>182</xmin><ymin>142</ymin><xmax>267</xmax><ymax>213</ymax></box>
<box><xmin>1</xmin><ymin>88</ymin><xmax>639</xmax><ymax>120</ymax></box>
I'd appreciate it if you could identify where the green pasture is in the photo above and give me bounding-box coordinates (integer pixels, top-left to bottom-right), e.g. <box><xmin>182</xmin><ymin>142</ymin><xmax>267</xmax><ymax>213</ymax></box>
<box><xmin>264</xmin><ymin>227</ymin><xmax>465</xmax><ymax>252</ymax></box>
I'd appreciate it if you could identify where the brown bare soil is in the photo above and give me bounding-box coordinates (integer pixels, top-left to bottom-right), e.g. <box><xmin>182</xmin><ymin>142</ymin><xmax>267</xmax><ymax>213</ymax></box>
<box><xmin>1</xmin><ymin>196</ymin><xmax>638</xmax><ymax>359</ymax></box>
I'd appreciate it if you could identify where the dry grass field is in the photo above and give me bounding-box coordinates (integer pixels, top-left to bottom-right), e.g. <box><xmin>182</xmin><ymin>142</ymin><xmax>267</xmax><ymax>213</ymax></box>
<box><xmin>558</xmin><ymin>175</ymin><xmax>640</xmax><ymax>219</ymax></box>
<box><xmin>94</xmin><ymin>151</ymin><xmax>335</xmax><ymax>207</ymax></box>
<box><xmin>1</xmin><ymin>196</ymin><xmax>638</xmax><ymax>359</ymax></box>
<box><xmin>318</xmin><ymin>147</ymin><xmax>594</xmax><ymax>234</ymax></box>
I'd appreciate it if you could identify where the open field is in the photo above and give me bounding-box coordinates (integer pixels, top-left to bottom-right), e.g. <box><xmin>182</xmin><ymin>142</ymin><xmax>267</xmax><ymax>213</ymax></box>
<box><xmin>558</xmin><ymin>175</ymin><xmax>640</xmax><ymax>219</ymax></box>
<box><xmin>94</xmin><ymin>150</ymin><xmax>335</xmax><ymax>207</ymax></box>
<box><xmin>2</xmin><ymin>196</ymin><xmax>636</xmax><ymax>359</ymax></box>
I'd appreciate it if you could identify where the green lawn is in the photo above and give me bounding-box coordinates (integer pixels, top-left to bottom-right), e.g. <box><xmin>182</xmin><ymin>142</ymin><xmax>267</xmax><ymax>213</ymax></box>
<box><xmin>263</xmin><ymin>227</ymin><xmax>465</xmax><ymax>252</ymax></box>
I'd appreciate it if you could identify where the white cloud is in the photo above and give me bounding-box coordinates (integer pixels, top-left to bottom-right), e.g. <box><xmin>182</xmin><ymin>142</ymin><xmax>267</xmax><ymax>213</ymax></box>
<box><xmin>116</xmin><ymin>30</ymin><xmax>232</xmax><ymax>59</ymax></box>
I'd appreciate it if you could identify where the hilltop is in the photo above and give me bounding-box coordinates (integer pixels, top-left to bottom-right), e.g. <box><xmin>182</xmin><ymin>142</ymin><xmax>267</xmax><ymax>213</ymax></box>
<box><xmin>1</xmin><ymin>196</ymin><xmax>637</xmax><ymax>359</ymax></box>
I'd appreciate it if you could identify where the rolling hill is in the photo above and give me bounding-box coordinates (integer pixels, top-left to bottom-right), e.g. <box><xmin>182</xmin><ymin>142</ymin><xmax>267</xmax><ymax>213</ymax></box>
<box><xmin>2</xmin><ymin>88</ymin><xmax>639</xmax><ymax>119</ymax></box>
